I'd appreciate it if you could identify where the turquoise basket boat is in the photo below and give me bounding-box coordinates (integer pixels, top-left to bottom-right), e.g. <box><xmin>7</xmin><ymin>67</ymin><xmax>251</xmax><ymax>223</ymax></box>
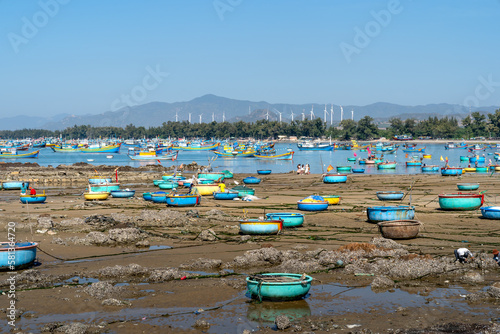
<box><xmin>336</xmin><ymin>166</ymin><xmax>352</xmax><ymax>173</ymax></box>
<box><xmin>197</xmin><ymin>172</ymin><xmax>225</xmax><ymax>181</ymax></box>
<box><xmin>165</xmin><ymin>194</ymin><xmax>200</xmax><ymax>207</ymax></box>
<box><xmin>243</xmin><ymin>176</ymin><xmax>261</xmax><ymax>184</ymax></box>
<box><xmin>158</xmin><ymin>181</ymin><xmax>179</xmax><ymax>190</ymax></box>
<box><xmin>246</xmin><ymin>273</ymin><xmax>313</xmax><ymax>301</ymax></box>
<box><xmin>88</xmin><ymin>177</ymin><xmax>112</xmax><ymax>184</ymax></box>
<box><xmin>231</xmin><ymin>185</ymin><xmax>255</xmax><ymax>197</ymax></box>
<box><xmin>2</xmin><ymin>181</ymin><xmax>27</xmax><ymax>190</ymax></box>
<box><xmin>239</xmin><ymin>220</ymin><xmax>283</xmax><ymax>235</ymax></box>
<box><xmin>480</xmin><ymin>206</ymin><xmax>500</xmax><ymax>219</ymax></box>
<box><xmin>89</xmin><ymin>183</ymin><xmax>120</xmax><ymax>192</ymax></box>
<box><xmin>460</xmin><ymin>156</ymin><xmax>470</xmax><ymax>162</ymax></box>
<box><xmin>438</xmin><ymin>193</ymin><xmax>484</xmax><ymax>211</ymax></box>
<box><xmin>110</xmin><ymin>190</ymin><xmax>135</xmax><ymax>198</ymax></box>
<box><xmin>213</xmin><ymin>190</ymin><xmax>239</xmax><ymax>200</ymax></box>
<box><xmin>322</xmin><ymin>174</ymin><xmax>347</xmax><ymax>183</ymax></box>
<box><xmin>352</xmin><ymin>168</ymin><xmax>365</xmax><ymax>173</ymax></box>
<box><xmin>367</xmin><ymin>205</ymin><xmax>415</xmax><ymax>223</ymax></box>
<box><xmin>222</xmin><ymin>170</ymin><xmax>234</xmax><ymax>179</ymax></box>
<box><xmin>421</xmin><ymin>165</ymin><xmax>440</xmax><ymax>172</ymax></box>
<box><xmin>377</xmin><ymin>162</ymin><xmax>397</xmax><ymax>169</ymax></box>
<box><xmin>376</xmin><ymin>191</ymin><xmax>404</xmax><ymax>201</ymax></box>
<box><xmin>0</xmin><ymin>241</ymin><xmax>38</xmax><ymax>269</ymax></box>
<box><xmin>265</xmin><ymin>212</ymin><xmax>305</xmax><ymax>227</ymax></box>
<box><xmin>457</xmin><ymin>183</ymin><xmax>479</xmax><ymax>191</ymax></box>
<box><xmin>441</xmin><ymin>167</ymin><xmax>463</xmax><ymax>176</ymax></box>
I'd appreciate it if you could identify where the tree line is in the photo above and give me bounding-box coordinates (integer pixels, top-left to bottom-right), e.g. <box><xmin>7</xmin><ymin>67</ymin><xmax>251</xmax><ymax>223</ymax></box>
<box><xmin>0</xmin><ymin>109</ymin><xmax>499</xmax><ymax>141</ymax></box>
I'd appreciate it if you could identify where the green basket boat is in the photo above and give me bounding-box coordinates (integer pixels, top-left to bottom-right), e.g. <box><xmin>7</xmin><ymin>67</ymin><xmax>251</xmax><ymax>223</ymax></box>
<box><xmin>246</xmin><ymin>273</ymin><xmax>313</xmax><ymax>301</ymax></box>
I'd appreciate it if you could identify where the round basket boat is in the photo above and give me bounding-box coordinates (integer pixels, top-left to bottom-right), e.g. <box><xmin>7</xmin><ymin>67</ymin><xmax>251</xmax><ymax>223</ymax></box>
<box><xmin>367</xmin><ymin>205</ymin><xmax>415</xmax><ymax>222</ymax></box>
<box><xmin>243</xmin><ymin>176</ymin><xmax>261</xmax><ymax>184</ymax></box>
<box><xmin>257</xmin><ymin>170</ymin><xmax>272</xmax><ymax>175</ymax></box>
<box><xmin>377</xmin><ymin>220</ymin><xmax>421</xmax><ymax>239</ymax></box>
<box><xmin>457</xmin><ymin>183</ymin><xmax>479</xmax><ymax>191</ymax></box>
<box><xmin>297</xmin><ymin>200</ymin><xmax>329</xmax><ymax>211</ymax></box>
<box><xmin>265</xmin><ymin>212</ymin><xmax>304</xmax><ymax>227</ymax></box>
<box><xmin>322</xmin><ymin>195</ymin><xmax>341</xmax><ymax>205</ymax></box>
<box><xmin>246</xmin><ymin>273</ymin><xmax>313</xmax><ymax>301</ymax></box>
<box><xmin>376</xmin><ymin>191</ymin><xmax>404</xmax><ymax>201</ymax></box>
<box><xmin>480</xmin><ymin>206</ymin><xmax>500</xmax><ymax>219</ymax></box>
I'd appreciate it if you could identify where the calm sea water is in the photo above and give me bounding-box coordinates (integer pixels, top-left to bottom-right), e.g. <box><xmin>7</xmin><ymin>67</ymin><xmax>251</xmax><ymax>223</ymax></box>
<box><xmin>16</xmin><ymin>143</ymin><xmax>498</xmax><ymax>175</ymax></box>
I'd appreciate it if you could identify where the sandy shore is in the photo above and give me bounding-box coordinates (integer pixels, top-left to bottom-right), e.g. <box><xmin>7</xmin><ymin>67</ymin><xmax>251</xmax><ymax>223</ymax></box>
<box><xmin>0</xmin><ymin>165</ymin><xmax>499</xmax><ymax>333</ymax></box>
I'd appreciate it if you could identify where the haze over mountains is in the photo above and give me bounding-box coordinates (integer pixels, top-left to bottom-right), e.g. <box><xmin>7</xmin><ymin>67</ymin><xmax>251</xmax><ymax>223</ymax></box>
<box><xmin>2</xmin><ymin>94</ymin><xmax>498</xmax><ymax>131</ymax></box>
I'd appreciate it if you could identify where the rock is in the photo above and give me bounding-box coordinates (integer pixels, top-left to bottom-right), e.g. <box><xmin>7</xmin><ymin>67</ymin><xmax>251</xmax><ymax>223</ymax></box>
<box><xmin>137</xmin><ymin>209</ymin><xmax>190</xmax><ymax>227</ymax></box>
<box><xmin>370</xmin><ymin>237</ymin><xmax>408</xmax><ymax>250</ymax></box>
<box><xmin>371</xmin><ymin>275</ymin><xmax>395</xmax><ymax>289</ymax></box>
<box><xmin>197</xmin><ymin>229</ymin><xmax>218</xmax><ymax>241</ymax></box>
<box><xmin>108</xmin><ymin>227</ymin><xmax>145</xmax><ymax>244</ymax></box>
<box><xmin>84</xmin><ymin>215</ymin><xmax>120</xmax><ymax>231</ymax></box>
<box><xmin>487</xmin><ymin>286</ymin><xmax>500</xmax><ymax>299</ymax></box>
<box><xmin>95</xmin><ymin>264</ymin><xmax>149</xmax><ymax>279</ymax></box>
<box><xmin>56</xmin><ymin>217</ymin><xmax>86</xmax><ymax>230</ymax></box>
<box><xmin>461</xmin><ymin>272</ymin><xmax>484</xmax><ymax>285</ymax></box>
<box><xmin>37</xmin><ymin>215</ymin><xmax>54</xmax><ymax>229</ymax></box>
<box><xmin>185</xmin><ymin>210</ymin><xmax>199</xmax><ymax>218</ymax></box>
<box><xmin>102</xmin><ymin>298</ymin><xmax>129</xmax><ymax>306</ymax></box>
<box><xmin>83</xmin><ymin>232</ymin><xmax>111</xmax><ymax>246</ymax></box>
<box><xmin>53</xmin><ymin>322</ymin><xmax>93</xmax><ymax>334</ymax></box>
<box><xmin>180</xmin><ymin>258</ymin><xmax>223</xmax><ymax>270</ymax></box>
<box><xmin>193</xmin><ymin>319</ymin><xmax>211</xmax><ymax>329</ymax></box>
<box><xmin>135</xmin><ymin>239</ymin><xmax>150</xmax><ymax>248</ymax></box>
<box><xmin>240</xmin><ymin>235</ymin><xmax>251</xmax><ymax>242</ymax></box>
<box><xmin>275</xmin><ymin>314</ymin><xmax>291</xmax><ymax>330</ymax></box>
<box><xmin>149</xmin><ymin>268</ymin><xmax>185</xmax><ymax>282</ymax></box>
<box><xmin>83</xmin><ymin>282</ymin><xmax>123</xmax><ymax>300</ymax></box>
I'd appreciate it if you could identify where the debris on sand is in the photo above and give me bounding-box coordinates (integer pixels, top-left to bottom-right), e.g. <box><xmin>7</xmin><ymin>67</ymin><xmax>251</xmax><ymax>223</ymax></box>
<box><xmin>94</xmin><ymin>264</ymin><xmax>150</xmax><ymax>280</ymax></box>
<box><xmin>41</xmin><ymin>321</ymin><xmax>105</xmax><ymax>334</ymax></box>
<box><xmin>136</xmin><ymin>209</ymin><xmax>191</xmax><ymax>227</ymax></box>
<box><xmin>275</xmin><ymin>314</ymin><xmax>291</xmax><ymax>330</ymax></box>
<box><xmin>67</xmin><ymin>227</ymin><xmax>146</xmax><ymax>246</ymax></box>
<box><xmin>193</xmin><ymin>319</ymin><xmax>211</xmax><ymax>329</ymax></box>
<box><xmin>371</xmin><ymin>275</ymin><xmax>395</xmax><ymax>290</ymax></box>
<box><xmin>149</xmin><ymin>268</ymin><xmax>187</xmax><ymax>282</ymax></box>
<box><xmin>465</xmin><ymin>284</ymin><xmax>500</xmax><ymax>302</ymax></box>
<box><xmin>180</xmin><ymin>258</ymin><xmax>223</xmax><ymax>270</ymax></box>
<box><xmin>225</xmin><ymin>247</ymin><xmax>283</xmax><ymax>268</ymax></box>
<box><xmin>37</xmin><ymin>215</ymin><xmax>54</xmax><ymax>229</ymax></box>
<box><xmin>84</xmin><ymin>215</ymin><xmax>121</xmax><ymax>231</ymax></box>
<box><xmin>393</xmin><ymin>322</ymin><xmax>500</xmax><ymax>333</ymax></box>
<box><xmin>460</xmin><ymin>272</ymin><xmax>484</xmax><ymax>285</ymax></box>
<box><xmin>370</xmin><ymin>237</ymin><xmax>409</xmax><ymax>250</ymax></box>
<box><xmin>102</xmin><ymin>298</ymin><xmax>130</xmax><ymax>307</ymax></box>
<box><xmin>196</xmin><ymin>229</ymin><xmax>218</xmax><ymax>241</ymax></box>
<box><xmin>0</xmin><ymin>269</ymin><xmax>53</xmax><ymax>289</ymax></box>
<box><xmin>83</xmin><ymin>282</ymin><xmax>123</xmax><ymax>300</ymax></box>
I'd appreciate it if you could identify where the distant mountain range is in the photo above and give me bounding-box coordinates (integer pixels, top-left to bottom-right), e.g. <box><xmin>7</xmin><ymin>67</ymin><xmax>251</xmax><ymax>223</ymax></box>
<box><xmin>1</xmin><ymin>94</ymin><xmax>498</xmax><ymax>131</ymax></box>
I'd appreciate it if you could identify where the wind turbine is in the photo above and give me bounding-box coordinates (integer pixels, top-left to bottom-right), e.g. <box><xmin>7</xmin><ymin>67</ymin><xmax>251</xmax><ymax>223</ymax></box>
<box><xmin>290</xmin><ymin>109</ymin><xmax>295</xmax><ymax>122</ymax></box>
<box><xmin>323</xmin><ymin>104</ymin><xmax>328</xmax><ymax>124</ymax></box>
<box><xmin>340</xmin><ymin>106</ymin><xmax>344</xmax><ymax>122</ymax></box>
<box><xmin>175</xmin><ymin>111</ymin><xmax>178</xmax><ymax>122</ymax></box>
<box><xmin>212</xmin><ymin>112</ymin><xmax>215</xmax><ymax>122</ymax></box>
<box><xmin>188</xmin><ymin>113</ymin><xmax>192</xmax><ymax>123</ymax></box>
<box><xmin>199</xmin><ymin>114</ymin><xmax>203</xmax><ymax>124</ymax></box>
<box><xmin>302</xmin><ymin>109</ymin><xmax>305</xmax><ymax>121</ymax></box>
<box><xmin>222</xmin><ymin>111</ymin><xmax>226</xmax><ymax>122</ymax></box>
<box><xmin>310</xmin><ymin>105</ymin><xmax>315</xmax><ymax>120</ymax></box>
<box><xmin>330</xmin><ymin>104</ymin><xmax>334</xmax><ymax>125</ymax></box>
<box><xmin>273</xmin><ymin>108</ymin><xmax>282</xmax><ymax>123</ymax></box>
<box><xmin>265</xmin><ymin>109</ymin><xmax>270</xmax><ymax>121</ymax></box>
<box><xmin>351</xmin><ymin>109</ymin><xmax>354</xmax><ymax>120</ymax></box>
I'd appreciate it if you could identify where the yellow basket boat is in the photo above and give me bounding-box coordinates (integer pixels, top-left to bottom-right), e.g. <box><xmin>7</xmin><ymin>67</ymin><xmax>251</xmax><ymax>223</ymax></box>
<box><xmin>84</xmin><ymin>191</ymin><xmax>110</xmax><ymax>200</ymax></box>
<box><xmin>190</xmin><ymin>184</ymin><xmax>220</xmax><ymax>196</ymax></box>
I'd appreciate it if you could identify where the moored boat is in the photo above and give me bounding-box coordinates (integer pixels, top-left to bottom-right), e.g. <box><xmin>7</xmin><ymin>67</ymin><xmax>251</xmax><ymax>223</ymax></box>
<box><xmin>197</xmin><ymin>172</ymin><xmax>225</xmax><ymax>181</ymax></box>
<box><xmin>322</xmin><ymin>174</ymin><xmax>347</xmax><ymax>183</ymax></box>
<box><xmin>377</xmin><ymin>162</ymin><xmax>397</xmax><ymax>169</ymax></box>
<box><xmin>2</xmin><ymin>181</ymin><xmax>27</xmax><ymax>190</ymax></box>
<box><xmin>405</xmin><ymin>160</ymin><xmax>422</xmax><ymax>167</ymax></box>
<box><xmin>376</xmin><ymin>191</ymin><xmax>404</xmax><ymax>201</ymax></box>
<box><xmin>239</xmin><ymin>219</ymin><xmax>283</xmax><ymax>235</ymax></box>
<box><xmin>457</xmin><ymin>183</ymin><xmax>479</xmax><ymax>191</ymax></box>
<box><xmin>421</xmin><ymin>165</ymin><xmax>440</xmax><ymax>172</ymax></box>
<box><xmin>0</xmin><ymin>150</ymin><xmax>40</xmax><ymax>159</ymax></box>
<box><xmin>81</xmin><ymin>144</ymin><xmax>121</xmax><ymax>154</ymax></box>
<box><xmin>89</xmin><ymin>183</ymin><xmax>120</xmax><ymax>192</ymax></box>
<box><xmin>213</xmin><ymin>190</ymin><xmax>239</xmax><ymax>200</ymax></box>
<box><xmin>231</xmin><ymin>185</ymin><xmax>255</xmax><ymax>197</ymax></box>
<box><xmin>257</xmin><ymin>170</ymin><xmax>272</xmax><ymax>175</ymax></box>
<box><xmin>480</xmin><ymin>206</ymin><xmax>500</xmax><ymax>219</ymax></box>
<box><xmin>377</xmin><ymin>220</ymin><xmax>421</xmax><ymax>239</ymax></box>
<box><xmin>297</xmin><ymin>196</ymin><xmax>329</xmax><ymax>211</ymax></box>
<box><xmin>336</xmin><ymin>166</ymin><xmax>352</xmax><ymax>173</ymax></box>
<box><xmin>352</xmin><ymin>168</ymin><xmax>365</xmax><ymax>173</ymax></box>
<box><xmin>246</xmin><ymin>273</ymin><xmax>313</xmax><ymax>301</ymax></box>
<box><xmin>441</xmin><ymin>167</ymin><xmax>463</xmax><ymax>176</ymax></box>
<box><xmin>438</xmin><ymin>193</ymin><xmax>484</xmax><ymax>211</ymax></box>
<box><xmin>20</xmin><ymin>191</ymin><xmax>46</xmax><ymax>204</ymax></box>
<box><xmin>158</xmin><ymin>181</ymin><xmax>179</xmax><ymax>190</ymax></box>
<box><xmin>110</xmin><ymin>189</ymin><xmax>135</xmax><ymax>198</ymax></box>
<box><xmin>265</xmin><ymin>212</ymin><xmax>305</xmax><ymax>227</ymax></box>
<box><xmin>367</xmin><ymin>205</ymin><xmax>415</xmax><ymax>223</ymax></box>
<box><xmin>191</xmin><ymin>184</ymin><xmax>220</xmax><ymax>196</ymax></box>
<box><xmin>0</xmin><ymin>241</ymin><xmax>38</xmax><ymax>269</ymax></box>
<box><xmin>165</xmin><ymin>194</ymin><xmax>201</xmax><ymax>207</ymax></box>
<box><xmin>88</xmin><ymin>177</ymin><xmax>112</xmax><ymax>184</ymax></box>
<box><xmin>83</xmin><ymin>191</ymin><xmax>110</xmax><ymax>201</ymax></box>
<box><xmin>322</xmin><ymin>195</ymin><xmax>341</xmax><ymax>205</ymax></box>
<box><xmin>243</xmin><ymin>176</ymin><xmax>261</xmax><ymax>184</ymax></box>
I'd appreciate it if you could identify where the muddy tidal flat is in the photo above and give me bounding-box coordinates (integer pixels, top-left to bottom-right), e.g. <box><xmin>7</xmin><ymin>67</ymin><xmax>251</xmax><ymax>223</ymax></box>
<box><xmin>0</xmin><ymin>163</ymin><xmax>499</xmax><ymax>334</ymax></box>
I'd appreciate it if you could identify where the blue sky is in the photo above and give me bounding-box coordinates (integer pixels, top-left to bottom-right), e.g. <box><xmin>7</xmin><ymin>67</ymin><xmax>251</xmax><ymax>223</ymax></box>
<box><xmin>1</xmin><ymin>0</ymin><xmax>500</xmax><ymax>117</ymax></box>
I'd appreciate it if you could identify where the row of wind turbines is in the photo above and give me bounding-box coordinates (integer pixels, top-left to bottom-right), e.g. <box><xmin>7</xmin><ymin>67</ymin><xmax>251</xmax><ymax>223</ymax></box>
<box><xmin>173</xmin><ymin>105</ymin><xmax>354</xmax><ymax>125</ymax></box>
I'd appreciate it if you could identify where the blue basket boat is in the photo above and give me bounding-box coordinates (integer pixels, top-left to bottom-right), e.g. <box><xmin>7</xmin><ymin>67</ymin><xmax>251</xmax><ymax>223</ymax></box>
<box><xmin>246</xmin><ymin>273</ymin><xmax>313</xmax><ymax>301</ymax></box>
<box><xmin>421</xmin><ymin>165</ymin><xmax>440</xmax><ymax>172</ymax></box>
<box><xmin>257</xmin><ymin>170</ymin><xmax>272</xmax><ymax>175</ymax></box>
<box><xmin>367</xmin><ymin>205</ymin><xmax>415</xmax><ymax>222</ymax></box>
<box><xmin>265</xmin><ymin>212</ymin><xmax>305</xmax><ymax>227</ymax></box>
<box><xmin>480</xmin><ymin>206</ymin><xmax>500</xmax><ymax>219</ymax></box>
<box><xmin>239</xmin><ymin>219</ymin><xmax>283</xmax><ymax>235</ymax></box>
<box><xmin>297</xmin><ymin>199</ymin><xmax>329</xmax><ymax>211</ymax></box>
<box><xmin>110</xmin><ymin>190</ymin><xmax>135</xmax><ymax>198</ymax></box>
<box><xmin>438</xmin><ymin>193</ymin><xmax>484</xmax><ymax>211</ymax></box>
<box><xmin>2</xmin><ymin>181</ymin><xmax>27</xmax><ymax>190</ymax></box>
<box><xmin>143</xmin><ymin>192</ymin><xmax>153</xmax><ymax>201</ymax></box>
<box><xmin>150</xmin><ymin>192</ymin><xmax>168</xmax><ymax>203</ymax></box>
<box><xmin>20</xmin><ymin>191</ymin><xmax>47</xmax><ymax>204</ymax></box>
<box><xmin>165</xmin><ymin>194</ymin><xmax>201</xmax><ymax>207</ymax></box>
<box><xmin>0</xmin><ymin>241</ymin><xmax>38</xmax><ymax>270</ymax></box>
<box><xmin>441</xmin><ymin>167</ymin><xmax>463</xmax><ymax>176</ymax></box>
<box><xmin>213</xmin><ymin>190</ymin><xmax>239</xmax><ymax>200</ymax></box>
<box><xmin>470</xmin><ymin>156</ymin><xmax>486</xmax><ymax>163</ymax></box>
<box><xmin>376</xmin><ymin>191</ymin><xmax>404</xmax><ymax>201</ymax></box>
<box><xmin>457</xmin><ymin>183</ymin><xmax>479</xmax><ymax>191</ymax></box>
<box><xmin>352</xmin><ymin>168</ymin><xmax>365</xmax><ymax>173</ymax></box>
<box><xmin>243</xmin><ymin>176</ymin><xmax>261</xmax><ymax>184</ymax></box>
<box><xmin>88</xmin><ymin>177</ymin><xmax>112</xmax><ymax>185</ymax></box>
<box><xmin>89</xmin><ymin>183</ymin><xmax>120</xmax><ymax>192</ymax></box>
<box><xmin>322</xmin><ymin>174</ymin><xmax>347</xmax><ymax>183</ymax></box>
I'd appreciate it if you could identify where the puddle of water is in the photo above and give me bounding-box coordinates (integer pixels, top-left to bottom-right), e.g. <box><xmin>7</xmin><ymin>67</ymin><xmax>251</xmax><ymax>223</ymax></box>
<box><xmin>115</xmin><ymin>282</ymin><xmax>129</xmax><ymax>287</ymax></box>
<box><xmin>148</xmin><ymin>245</ymin><xmax>172</xmax><ymax>251</ymax></box>
<box><xmin>55</xmin><ymin>276</ymin><xmax>99</xmax><ymax>286</ymax></box>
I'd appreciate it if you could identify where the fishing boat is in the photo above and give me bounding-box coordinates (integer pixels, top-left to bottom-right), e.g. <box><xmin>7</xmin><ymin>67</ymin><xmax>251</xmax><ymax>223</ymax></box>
<box><xmin>243</xmin><ymin>176</ymin><xmax>261</xmax><ymax>184</ymax></box>
<box><xmin>480</xmin><ymin>206</ymin><xmax>500</xmax><ymax>219</ymax></box>
<box><xmin>171</xmin><ymin>142</ymin><xmax>219</xmax><ymax>151</ymax></box>
<box><xmin>322</xmin><ymin>195</ymin><xmax>341</xmax><ymax>205</ymax></box>
<box><xmin>88</xmin><ymin>177</ymin><xmax>112</xmax><ymax>184</ymax></box>
<box><xmin>0</xmin><ymin>241</ymin><xmax>38</xmax><ymax>270</ymax></box>
<box><xmin>151</xmin><ymin>193</ymin><xmax>167</xmax><ymax>203</ymax></box>
<box><xmin>265</xmin><ymin>213</ymin><xmax>305</xmax><ymax>227</ymax></box>
<box><xmin>297</xmin><ymin>141</ymin><xmax>334</xmax><ymax>151</ymax></box>
<box><xmin>80</xmin><ymin>144</ymin><xmax>121</xmax><ymax>154</ymax></box>
<box><xmin>421</xmin><ymin>165</ymin><xmax>440</xmax><ymax>172</ymax></box>
<box><xmin>457</xmin><ymin>183</ymin><xmax>479</xmax><ymax>191</ymax></box>
<box><xmin>158</xmin><ymin>181</ymin><xmax>179</xmax><ymax>190</ymax></box>
<box><xmin>336</xmin><ymin>166</ymin><xmax>352</xmax><ymax>173</ymax></box>
<box><xmin>347</xmin><ymin>157</ymin><xmax>357</xmax><ymax>162</ymax></box>
<box><xmin>377</xmin><ymin>162</ymin><xmax>397</xmax><ymax>169</ymax></box>
<box><xmin>376</xmin><ymin>191</ymin><xmax>404</xmax><ymax>201</ymax></box>
<box><xmin>441</xmin><ymin>167</ymin><xmax>463</xmax><ymax>176</ymax></box>
<box><xmin>322</xmin><ymin>174</ymin><xmax>347</xmax><ymax>183</ymax></box>
<box><xmin>239</xmin><ymin>219</ymin><xmax>283</xmax><ymax>235</ymax></box>
<box><xmin>257</xmin><ymin>169</ymin><xmax>272</xmax><ymax>175</ymax></box>
<box><xmin>367</xmin><ymin>205</ymin><xmax>415</xmax><ymax>223</ymax></box>
<box><xmin>297</xmin><ymin>196</ymin><xmax>329</xmax><ymax>211</ymax></box>
<box><xmin>393</xmin><ymin>135</ymin><xmax>413</xmax><ymax>141</ymax></box>
<box><xmin>445</xmin><ymin>142</ymin><xmax>467</xmax><ymax>149</ymax></box>
<box><xmin>229</xmin><ymin>185</ymin><xmax>254</xmax><ymax>197</ymax></box>
<box><xmin>128</xmin><ymin>150</ymin><xmax>178</xmax><ymax>160</ymax></box>
<box><xmin>20</xmin><ymin>191</ymin><xmax>47</xmax><ymax>204</ymax></box>
<box><xmin>143</xmin><ymin>191</ymin><xmax>165</xmax><ymax>201</ymax></box>
<box><xmin>110</xmin><ymin>189</ymin><xmax>135</xmax><ymax>198</ymax></box>
<box><xmin>161</xmin><ymin>173</ymin><xmax>184</xmax><ymax>181</ymax></box>
<box><xmin>422</xmin><ymin>154</ymin><xmax>432</xmax><ymax>159</ymax></box>
<box><xmin>475</xmin><ymin>166</ymin><xmax>488</xmax><ymax>173</ymax></box>
<box><xmin>246</xmin><ymin>273</ymin><xmax>313</xmax><ymax>301</ymax></box>
<box><xmin>222</xmin><ymin>170</ymin><xmax>234</xmax><ymax>179</ymax></box>
<box><xmin>402</xmin><ymin>147</ymin><xmax>425</xmax><ymax>153</ymax></box>
<box><xmin>254</xmin><ymin>150</ymin><xmax>294</xmax><ymax>160</ymax></box>
<box><xmin>0</xmin><ymin>150</ymin><xmax>40</xmax><ymax>159</ymax></box>
<box><xmin>197</xmin><ymin>172</ymin><xmax>225</xmax><ymax>181</ymax></box>
<box><xmin>460</xmin><ymin>156</ymin><xmax>470</xmax><ymax>162</ymax></box>
<box><xmin>438</xmin><ymin>193</ymin><xmax>484</xmax><ymax>211</ymax></box>
<box><xmin>2</xmin><ymin>181</ymin><xmax>27</xmax><ymax>190</ymax></box>
<box><xmin>213</xmin><ymin>190</ymin><xmax>239</xmax><ymax>200</ymax></box>
<box><xmin>165</xmin><ymin>194</ymin><xmax>201</xmax><ymax>207</ymax></box>
<box><xmin>191</xmin><ymin>184</ymin><xmax>220</xmax><ymax>196</ymax></box>
<box><xmin>469</xmin><ymin>156</ymin><xmax>486</xmax><ymax>163</ymax></box>
<box><xmin>213</xmin><ymin>148</ymin><xmax>256</xmax><ymax>158</ymax></box>
<box><xmin>377</xmin><ymin>220</ymin><xmax>421</xmax><ymax>239</ymax></box>
<box><xmin>405</xmin><ymin>160</ymin><xmax>422</xmax><ymax>167</ymax></box>
<box><xmin>89</xmin><ymin>183</ymin><xmax>120</xmax><ymax>192</ymax></box>
<box><xmin>83</xmin><ymin>191</ymin><xmax>110</xmax><ymax>201</ymax></box>
<box><xmin>51</xmin><ymin>146</ymin><xmax>81</xmax><ymax>153</ymax></box>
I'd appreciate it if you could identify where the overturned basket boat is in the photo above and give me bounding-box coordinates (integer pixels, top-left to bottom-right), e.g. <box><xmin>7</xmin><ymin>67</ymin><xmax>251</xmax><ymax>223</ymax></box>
<box><xmin>377</xmin><ymin>220</ymin><xmax>421</xmax><ymax>239</ymax></box>
<box><xmin>246</xmin><ymin>273</ymin><xmax>313</xmax><ymax>301</ymax></box>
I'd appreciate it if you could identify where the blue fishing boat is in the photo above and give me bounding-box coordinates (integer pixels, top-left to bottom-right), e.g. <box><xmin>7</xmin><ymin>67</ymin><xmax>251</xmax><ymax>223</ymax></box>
<box><xmin>402</xmin><ymin>147</ymin><xmax>425</xmax><ymax>153</ymax></box>
<box><xmin>2</xmin><ymin>181</ymin><xmax>27</xmax><ymax>190</ymax></box>
<box><xmin>243</xmin><ymin>176</ymin><xmax>261</xmax><ymax>184</ymax></box>
<box><xmin>213</xmin><ymin>190</ymin><xmax>239</xmax><ymax>200</ymax></box>
<box><xmin>438</xmin><ymin>193</ymin><xmax>484</xmax><ymax>211</ymax></box>
<box><xmin>441</xmin><ymin>167</ymin><xmax>463</xmax><ymax>176</ymax></box>
<box><xmin>143</xmin><ymin>192</ymin><xmax>153</xmax><ymax>201</ymax></box>
<box><xmin>257</xmin><ymin>170</ymin><xmax>272</xmax><ymax>175</ymax></box>
<box><xmin>421</xmin><ymin>165</ymin><xmax>440</xmax><ymax>172</ymax></box>
<box><xmin>265</xmin><ymin>212</ymin><xmax>304</xmax><ymax>227</ymax></box>
<box><xmin>367</xmin><ymin>205</ymin><xmax>415</xmax><ymax>223</ymax></box>
<box><xmin>20</xmin><ymin>191</ymin><xmax>47</xmax><ymax>204</ymax></box>
<box><xmin>376</xmin><ymin>191</ymin><xmax>404</xmax><ymax>201</ymax></box>
<box><xmin>0</xmin><ymin>150</ymin><xmax>40</xmax><ymax>159</ymax></box>
<box><xmin>405</xmin><ymin>160</ymin><xmax>422</xmax><ymax>167</ymax></box>
<box><xmin>197</xmin><ymin>172</ymin><xmax>225</xmax><ymax>181</ymax></box>
<box><xmin>239</xmin><ymin>219</ymin><xmax>283</xmax><ymax>235</ymax></box>
<box><xmin>165</xmin><ymin>194</ymin><xmax>201</xmax><ymax>207</ymax></box>
<box><xmin>151</xmin><ymin>193</ymin><xmax>168</xmax><ymax>203</ymax></box>
<box><xmin>110</xmin><ymin>189</ymin><xmax>135</xmax><ymax>198</ymax></box>
<box><xmin>0</xmin><ymin>241</ymin><xmax>38</xmax><ymax>269</ymax></box>
<box><xmin>297</xmin><ymin>199</ymin><xmax>329</xmax><ymax>212</ymax></box>
<box><xmin>297</xmin><ymin>141</ymin><xmax>334</xmax><ymax>151</ymax></box>
<box><xmin>80</xmin><ymin>144</ymin><xmax>121</xmax><ymax>153</ymax></box>
<box><xmin>377</xmin><ymin>162</ymin><xmax>397</xmax><ymax>169</ymax></box>
<box><xmin>322</xmin><ymin>174</ymin><xmax>347</xmax><ymax>183</ymax></box>
<box><xmin>480</xmin><ymin>206</ymin><xmax>500</xmax><ymax>219</ymax></box>
<box><xmin>352</xmin><ymin>168</ymin><xmax>365</xmax><ymax>173</ymax></box>
<box><xmin>246</xmin><ymin>273</ymin><xmax>313</xmax><ymax>301</ymax></box>
<box><xmin>469</xmin><ymin>156</ymin><xmax>486</xmax><ymax>163</ymax></box>
<box><xmin>457</xmin><ymin>183</ymin><xmax>479</xmax><ymax>191</ymax></box>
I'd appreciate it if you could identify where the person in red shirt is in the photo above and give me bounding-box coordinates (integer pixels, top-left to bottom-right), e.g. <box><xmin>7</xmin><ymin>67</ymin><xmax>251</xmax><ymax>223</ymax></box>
<box><xmin>30</xmin><ymin>187</ymin><xmax>36</xmax><ymax>195</ymax></box>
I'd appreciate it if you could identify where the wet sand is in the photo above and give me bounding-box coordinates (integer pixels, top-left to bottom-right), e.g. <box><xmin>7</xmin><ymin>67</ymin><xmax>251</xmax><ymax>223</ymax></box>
<box><xmin>0</xmin><ymin>165</ymin><xmax>499</xmax><ymax>333</ymax></box>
